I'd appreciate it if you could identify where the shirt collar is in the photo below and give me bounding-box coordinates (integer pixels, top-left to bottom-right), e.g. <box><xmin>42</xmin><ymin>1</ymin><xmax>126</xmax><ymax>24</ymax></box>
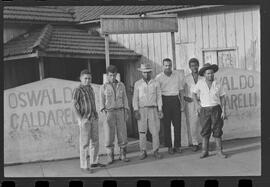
<box><xmin>141</xmin><ymin>78</ymin><xmax>154</xmax><ymax>84</ymax></box>
<box><xmin>203</xmin><ymin>78</ymin><xmax>217</xmax><ymax>86</ymax></box>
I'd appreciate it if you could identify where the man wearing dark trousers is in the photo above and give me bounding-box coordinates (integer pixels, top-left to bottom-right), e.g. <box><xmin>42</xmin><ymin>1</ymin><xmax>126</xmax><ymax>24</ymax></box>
<box><xmin>192</xmin><ymin>63</ymin><xmax>228</xmax><ymax>159</ymax></box>
<box><xmin>155</xmin><ymin>58</ymin><xmax>185</xmax><ymax>154</ymax></box>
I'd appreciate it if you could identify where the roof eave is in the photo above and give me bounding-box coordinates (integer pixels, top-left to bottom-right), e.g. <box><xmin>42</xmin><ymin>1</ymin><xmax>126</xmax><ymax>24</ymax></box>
<box><xmin>40</xmin><ymin>51</ymin><xmax>140</xmax><ymax>60</ymax></box>
<box><xmin>4</xmin><ymin>51</ymin><xmax>39</xmax><ymax>61</ymax></box>
<box><xmin>4</xmin><ymin>19</ymin><xmax>76</xmax><ymax>25</ymax></box>
<box><xmin>76</xmin><ymin>5</ymin><xmax>225</xmax><ymax>25</ymax></box>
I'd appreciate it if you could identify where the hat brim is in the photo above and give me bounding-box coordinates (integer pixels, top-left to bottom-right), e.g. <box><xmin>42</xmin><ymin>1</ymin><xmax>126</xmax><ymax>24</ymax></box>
<box><xmin>137</xmin><ymin>68</ymin><xmax>152</xmax><ymax>72</ymax></box>
<box><xmin>199</xmin><ymin>64</ymin><xmax>218</xmax><ymax>76</ymax></box>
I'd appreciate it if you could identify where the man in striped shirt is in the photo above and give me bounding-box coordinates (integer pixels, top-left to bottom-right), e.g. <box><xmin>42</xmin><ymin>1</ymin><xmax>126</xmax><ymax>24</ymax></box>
<box><xmin>73</xmin><ymin>69</ymin><xmax>105</xmax><ymax>174</ymax></box>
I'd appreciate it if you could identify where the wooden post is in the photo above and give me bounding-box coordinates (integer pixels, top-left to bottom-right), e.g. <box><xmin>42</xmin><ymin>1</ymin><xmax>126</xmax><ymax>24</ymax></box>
<box><xmin>105</xmin><ymin>34</ymin><xmax>110</xmax><ymax>68</ymax></box>
<box><xmin>38</xmin><ymin>57</ymin><xmax>45</xmax><ymax>80</ymax></box>
<box><xmin>171</xmin><ymin>32</ymin><xmax>177</xmax><ymax>70</ymax></box>
<box><xmin>87</xmin><ymin>59</ymin><xmax>91</xmax><ymax>72</ymax></box>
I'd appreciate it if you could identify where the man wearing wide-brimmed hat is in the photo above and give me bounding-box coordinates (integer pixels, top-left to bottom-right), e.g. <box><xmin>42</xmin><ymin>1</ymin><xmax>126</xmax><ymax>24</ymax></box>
<box><xmin>133</xmin><ymin>63</ymin><xmax>163</xmax><ymax>160</ymax></box>
<box><xmin>192</xmin><ymin>63</ymin><xmax>228</xmax><ymax>159</ymax></box>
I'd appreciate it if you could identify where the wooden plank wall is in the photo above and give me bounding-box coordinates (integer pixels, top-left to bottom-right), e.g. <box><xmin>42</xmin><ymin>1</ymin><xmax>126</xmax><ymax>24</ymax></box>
<box><xmin>108</xmin><ymin>6</ymin><xmax>260</xmax><ymax>86</ymax></box>
<box><xmin>176</xmin><ymin>6</ymin><xmax>260</xmax><ymax>73</ymax></box>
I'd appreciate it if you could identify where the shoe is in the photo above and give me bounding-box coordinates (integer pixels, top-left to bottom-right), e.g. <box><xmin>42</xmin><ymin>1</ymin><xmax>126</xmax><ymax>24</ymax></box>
<box><xmin>106</xmin><ymin>151</ymin><xmax>114</xmax><ymax>165</ymax></box>
<box><xmin>90</xmin><ymin>163</ymin><xmax>106</xmax><ymax>168</ymax></box>
<box><xmin>192</xmin><ymin>145</ymin><xmax>200</xmax><ymax>152</ymax></box>
<box><xmin>153</xmin><ymin>150</ymin><xmax>162</xmax><ymax>159</ymax></box>
<box><xmin>200</xmin><ymin>137</ymin><xmax>209</xmax><ymax>159</ymax></box>
<box><xmin>215</xmin><ymin>138</ymin><xmax>227</xmax><ymax>159</ymax></box>
<box><xmin>200</xmin><ymin>151</ymin><xmax>209</xmax><ymax>159</ymax></box>
<box><xmin>119</xmin><ymin>147</ymin><xmax>130</xmax><ymax>162</ymax></box>
<box><xmin>174</xmin><ymin>147</ymin><xmax>182</xmax><ymax>153</ymax></box>
<box><xmin>80</xmin><ymin>168</ymin><xmax>93</xmax><ymax>174</ymax></box>
<box><xmin>168</xmin><ymin>147</ymin><xmax>174</xmax><ymax>154</ymax></box>
<box><xmin>139</xmin><ymin>150</ymin><xmax>147</xmax><ymax>160</ymax></box>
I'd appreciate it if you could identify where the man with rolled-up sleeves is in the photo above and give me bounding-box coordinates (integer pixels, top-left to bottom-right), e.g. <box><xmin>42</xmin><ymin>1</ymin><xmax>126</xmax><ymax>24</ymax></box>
<box><xmin>192</xmin><ymin>63</ymin><xmax>228</xmax><ymax>159</ymax></box>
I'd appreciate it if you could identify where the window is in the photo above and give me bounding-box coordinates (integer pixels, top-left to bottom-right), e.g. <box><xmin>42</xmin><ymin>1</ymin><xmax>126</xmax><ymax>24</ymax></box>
<box><xmin>203</xmin><ymin>48</ymin><xmax>237</xmax><ymax>68</ymax></box>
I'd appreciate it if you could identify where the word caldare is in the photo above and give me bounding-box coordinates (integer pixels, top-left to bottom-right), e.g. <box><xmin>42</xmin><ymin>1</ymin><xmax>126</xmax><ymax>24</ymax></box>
<box><xmin>10</xmin><ymin>107</ymin><xmax>78</xmax><ymax>131</ymax></box>
<box><xmin>4</xmin><ymin>78</ymin><xmax>102</xmax><ymax>164</ymax></box>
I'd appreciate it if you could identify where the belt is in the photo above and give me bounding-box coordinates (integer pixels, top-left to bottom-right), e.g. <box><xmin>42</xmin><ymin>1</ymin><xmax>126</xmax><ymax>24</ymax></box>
<box><xmin>139</xmin><ymin>106</ymin><xmax>157</xmax><ymax>109</ymax></box>
<box><xmin>162</xmin><ymin>95</ymin><xmax>178</xmax><ymax>98</ymax></box>
<box><xmin>202</xmin><ymin>105</ymin><xmax>220</xmax><ymax>109</ymax></box>
<box><xmin>106</xmin><ymin>107</ymin><xmax>124</xmax><ymax>111</ymax></box>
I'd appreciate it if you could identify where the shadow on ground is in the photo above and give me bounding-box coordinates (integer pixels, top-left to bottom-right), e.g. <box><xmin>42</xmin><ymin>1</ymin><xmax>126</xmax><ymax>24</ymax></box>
<box><xmin>97</xmin><ymin>137</ymin><xmax>260</xmax><ymax>170</ymax></box>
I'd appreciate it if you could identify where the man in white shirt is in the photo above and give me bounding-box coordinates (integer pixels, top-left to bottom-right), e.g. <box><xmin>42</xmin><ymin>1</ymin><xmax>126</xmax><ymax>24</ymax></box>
<box><xmin>192</xmin><ymin>63</ymin><xmax>227</xmax><ymax>159</ymax></box>
<box><xmin>156</xmin><ymin>58</ymin><xmax>185</xmax><ymax>154</ymax></box>
<box><xmin>184</xmin><ymin>58</ymin><xmax>203</xmax><ymax>152</ymax></box>
<box><xmin>133</xmin><ymin>64</ymin><xmax>163</xmax><ymax>160</ymax></box>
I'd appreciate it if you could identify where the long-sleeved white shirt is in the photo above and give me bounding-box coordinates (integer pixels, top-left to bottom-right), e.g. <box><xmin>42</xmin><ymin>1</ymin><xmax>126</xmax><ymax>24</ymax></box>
<box><xmin>132</xmin><ymin>79</ymin><xmax>162</xmax><ymax>111</ymax></box>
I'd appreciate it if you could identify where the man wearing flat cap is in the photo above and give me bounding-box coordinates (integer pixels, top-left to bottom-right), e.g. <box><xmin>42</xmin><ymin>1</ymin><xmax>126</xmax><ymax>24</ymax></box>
<box><xmin>133</xmin><ymin>64</ymin><xmax>163</xmax><ymax>160</ymax></box>
<box><xmin>192</xmin><ymin>63</ymin><xmax>228</xmax><ymax>159</ymax></box>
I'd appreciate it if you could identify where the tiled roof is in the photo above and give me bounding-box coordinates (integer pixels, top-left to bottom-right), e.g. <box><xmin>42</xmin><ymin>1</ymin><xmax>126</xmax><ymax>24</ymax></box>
<box><xmin>4</xmin><ymin>25</ymin><xmax>52</xmax><ymax>57</ymax></box>
<box><xmin>3</xmin><ymin>6</ymin><xmax>74</xmax><ymax>23</ymax></box>
<box><xmin>4</xmin><ymin>6</ymin><xmax>188</xmax><ymax>23</ymax></box>
<box><xmin>4</xmin><ymin>25</ymin><xmax>140</xmax><ymax>59</ymax></box>
<box><xmin>70</xmin><ymin>5</ymin><xmax>188</xmax><ymax>22</ymax></box>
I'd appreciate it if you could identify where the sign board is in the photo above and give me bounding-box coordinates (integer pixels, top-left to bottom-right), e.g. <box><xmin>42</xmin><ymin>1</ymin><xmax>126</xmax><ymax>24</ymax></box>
<box><xmin>4</xmin><ymin>78</ymin><xmax>112</xmax><ymax>164</ymax></box>
<box><xmin>215</xmin><ymin>68</ymin><xmax>260</xmax><ymax>139</ymax></box>
<box><xmin>100</xmin><ymin>14</ymin><xmax>178</xmax><ymax>34</ymax></box>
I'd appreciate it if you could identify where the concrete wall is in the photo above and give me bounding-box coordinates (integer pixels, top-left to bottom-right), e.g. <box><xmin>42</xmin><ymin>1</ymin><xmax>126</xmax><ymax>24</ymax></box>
<box><xmin>4</xmin><ymin>78</ymin><xmax>115</xmax><ymax>164</ymax></box>
<box><xmin>4</xmin><ymin>69</ymin><xmax>260</xmax><ymax>164</ymax></box>
<box><xmin>214</xmin><ymin>68</ymin><xmax>261</xmax><ymax>140</ymax></box>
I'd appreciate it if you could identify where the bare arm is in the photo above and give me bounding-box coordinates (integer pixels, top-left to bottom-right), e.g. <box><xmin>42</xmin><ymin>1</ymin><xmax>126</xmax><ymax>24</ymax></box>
<box><xmin>179</xmin><ymin>89</ymin><xmax>185</xmax><ymax>111</ymax></box>
<box><xmin>192</xmin><ymin>92</ymin><xmax>201</xmax><ymax>114</ymax></box>
<box><xmin>220</xmin><ymin>95</ymin><xmax>227</xmax><ymax>120</ymax></box>
<box><xmin>156</xmin><ymin>82</ymin><xmax>163</xmax><ymax>112</ymax></box>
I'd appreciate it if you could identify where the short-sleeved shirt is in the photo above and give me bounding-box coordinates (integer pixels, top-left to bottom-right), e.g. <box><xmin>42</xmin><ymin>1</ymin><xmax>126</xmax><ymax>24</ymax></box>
<box><xmin>72</xmin><ymin>84</ymin><xmax>97</xmax><ymax>119</ymax></box>
<box><xmin>155</xmin><ymin>71</ymin><xmax>185</xmax><ymax>96</ymax></box>
<box><xmin>184</xmin><ymin>73</ymin><xmax>203</xmax><ymax>98</ymax></box>
<box><xmin>192</xmin><ymin>78</ymin><xmax>226</xmax><ymax>107</ymax></box>
<box><xmin>132</xmin><ymin>79</ymin><xmax>162</xmax><ymax>111</ymax></box>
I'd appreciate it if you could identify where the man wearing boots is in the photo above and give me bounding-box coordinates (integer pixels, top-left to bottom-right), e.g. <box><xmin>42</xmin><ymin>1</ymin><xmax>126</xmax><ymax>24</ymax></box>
<box><xmin>192</xmin><ymin>63</ymin><xmax>228</xmax><ymax>159</ymax></box>
<box><xmin>184</xmin><ymin>58</ymin><xmax>203</xmax><ymax>152</ymax></box>
<box><xmin>100</xmin><ymin>65</ymin><xmax>130</xmax><ymax>164</ymax></box>
<box><xmin>133</xmin><ymin>64</ymin><xmax>163</xmax><ymax>160</ymax></box>
<box><xmin>73</xmin><ymin>69</ymin><xmax>105</xmax><ymax>174</ymax></box>
<box><xmin>156</xmin><ymin>58</ymin><xmax>185</xmax><ymax>154</ymax></box>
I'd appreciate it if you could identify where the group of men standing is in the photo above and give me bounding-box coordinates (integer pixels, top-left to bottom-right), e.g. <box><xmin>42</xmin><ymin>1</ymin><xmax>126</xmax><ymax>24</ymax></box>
<box><xmin>72</xmin><ymin>57</ymin><xmax>228</xmax><ymax>174</ymax></box>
